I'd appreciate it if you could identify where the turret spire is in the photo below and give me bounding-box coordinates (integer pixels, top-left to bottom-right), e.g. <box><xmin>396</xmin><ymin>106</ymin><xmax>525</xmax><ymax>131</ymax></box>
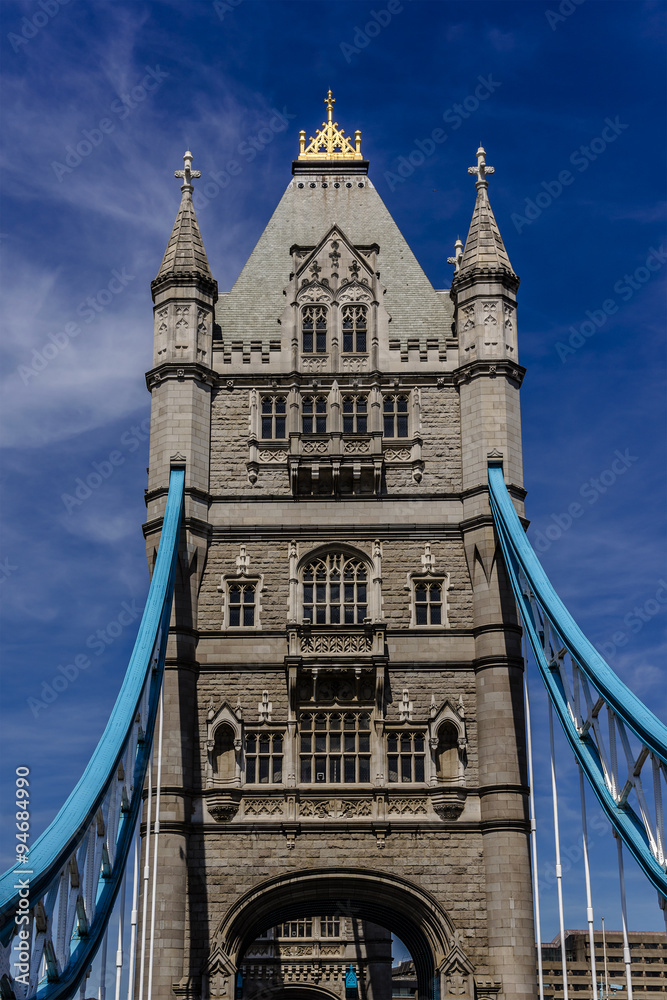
<box><xmin>153</xmin><ymin>150</ymin><xmax>215</xmax><ymax>289</ymax></box>
<box><xmin>458</xmin><ymin>145</ymin><xmax>514</xmax><ymax>275</ymax></box>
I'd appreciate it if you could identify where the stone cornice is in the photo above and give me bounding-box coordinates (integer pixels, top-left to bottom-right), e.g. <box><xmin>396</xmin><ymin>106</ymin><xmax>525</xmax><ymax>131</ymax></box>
<box><xmin>145</xmin><ymin>361</ymin><xmax>217</xmax><ymax>390</ymax></box>
<box><xmin>150</xmin><ymin>270</ymin><xmax>218</xmax><ymax>300</ymax></box>
<box><xmin>451</xmin><ymin>267</ymin><xmax>520</xmax><ymax>296</ymax></box>
<box><xmin>453</xmin><ymin>358</ymin><xmax>526</xmax><ymax>387</ymax></box>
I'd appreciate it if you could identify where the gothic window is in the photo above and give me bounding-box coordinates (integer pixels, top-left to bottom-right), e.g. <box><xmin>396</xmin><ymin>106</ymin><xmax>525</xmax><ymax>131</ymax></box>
<box><xmin>302</xmin><ymin>395</ymin><xmax>327</xmax><ymax>434</ymax></box>
<box><xmin>212</xmin><ymin>724</ymin><xmax>236</xmax><ymax>781</ymax></box>
<box><xmin>276</xmin><ymin>919</ymin><xmax>313</xmax><ymax>938</ymax></box>
<box><xmin>302</xmin><ymin>305</ymin><xmax>327</xmax><ymax>353</ymax></box>
<box><xmin>414</xmin><ymin>581</ymin><xmax>443</xmax><ymax>625</ymax></box>
<box><xmin>321</xmin><ymin>917</ymin><xmax>340</xmax><ymax>937</ymax></box>
<box><xmin>387</xmin><ymin>732</ymin><xmax>426</xmax><ymax>783</ymax></box>
<box><xmin>228</xmin><ymin>583</ymin><xmax>256</xmax><ymax>626</ymax></box>
<box><xmin>342</xmin><ymin>395</ymin><xmax>368</xmax><ymax>434</ymax></box>
<box><xmin>435</xmin><ymin>722</ymin><xmax>459</xmax><ymax>781</ymax></box>
<box><xmin>299</xmin><ymin>711</ymin><xmax>371</xmax><ymax>783</ymax></box>
<box><xmin>302</xmin><ymin>553</ymin><xmax>368</xmax><ymax>624</ymax></box>
<box><xmin>245</xmin><ymin>732</ymin><xmax>283</xmax><ymax>783</ymax></box>
<box><xmin>383</xmin><ymin>394</ymin><xmax>409</xmax><ymax>438</ymax></box>
<box><xmin>342</xmin><ymin>305</ymin><xmax>367</xmax><ymax>353</ymax></box>
<box><xmin>261</xmin><ymin>395</ymin><xmax>286</xmax><ymax>439</ymax></box>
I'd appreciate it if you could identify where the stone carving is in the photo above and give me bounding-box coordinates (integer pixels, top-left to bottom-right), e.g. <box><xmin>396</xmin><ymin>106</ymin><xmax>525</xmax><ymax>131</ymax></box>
<box><xmin>259</xmin><ymin>449</ymin><xmax>288</xmax><ymax>462</ymax></box>
<box><xmin>384</xmin><ymin>448</ymin><xmax>411</xmax><ymax>462</ymax></box>
<box><xmin>461</xmin><ymin>305</ymin><xmax>475</xmax><ymax>331</ymax></box>
<box><xmin>300</xmin><ymin>632</ymin><xmax>373</xmax><ymax>653</ymax></box>
<box><xmin>301</xmin><ymin>356</ymin><xmax>328</xmax><ymax>372</ymax></box>
<box><xmin>343</xmin><ymin>440</ymin><xmax>370</xmax><ymax>454</ymax></box>
<box><xmin>296</xmin><ymin>282</ymin><xmax>333</xmax><ymax>303</ymax></box>
<box><xmin>300</xmin><ymin>798</ymin><xmax>373</xmax><ymax>819</ymax></box>
<box><xmin>320</xmin><ymin>945</ymin><xmax>343</xmax><ymax>956</ymax></box>
<box><xmin>207</xmin><ymin>789</ymin><xmax>242</xmax><ymax>823</ymax></box>
<box><xmin>303</xmin><ymin>440</ymin><xmax>328</xmax><ymax>454</ymax></box>
<box><xmin>243</xmin><ymin>798</ymin><xmax>284</xmax><ymax>817</ymax></box>
<box><xmin>337</xmin><ymin>282</ymin><xmax>372</xmax><ymax>304</ymax></box>
<box><xmin>482</xmin><ymin>301</ymin><xmax>498</xmax><ymax>325</ymax></box>
<box><xmin>432</xmin><ymin>788</ymin><xmax>466</xmax><ymax>820</ymax></box>
<box><xmin>388</xmin><ymin>798</ymin><xmax>428</xmax><ymax>815</ymax></box>
<box><xmin>386</xmin><ymin>798</ymin><xmax>422</xmax><ymax>816</ymax></box>
<box><xmin>341</xmin><ymin>355</ymin><xmax>368</xmax><ymax>372</ymax></box>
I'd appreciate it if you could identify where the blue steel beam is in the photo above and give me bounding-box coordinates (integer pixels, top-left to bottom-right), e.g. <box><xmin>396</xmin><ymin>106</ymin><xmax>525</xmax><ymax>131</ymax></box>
<box><xmin>488</xmin><ymin>461</ymin><xmax>667</xmax><ymax>900</ymax></box>
<box><xmin>0</xmin><ymin>467</ymin><xmax>184</xmax><ymax>997</ymax></box>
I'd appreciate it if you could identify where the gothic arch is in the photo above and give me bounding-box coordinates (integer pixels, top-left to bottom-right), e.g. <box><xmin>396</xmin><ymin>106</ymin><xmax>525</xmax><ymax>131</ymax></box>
<box><xmin>293</xmin><ymin>543</ymin><xmax>381</xmax><ymax>624</ymax></box>
<box><xmin>208</xmin><ymin>868</ymin><xmax>464</xmax><ymax>1000</ymax></box>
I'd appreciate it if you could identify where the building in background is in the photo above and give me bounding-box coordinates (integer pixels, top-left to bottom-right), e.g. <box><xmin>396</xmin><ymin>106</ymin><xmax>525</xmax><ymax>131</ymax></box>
<box><xmin>540</xmin><ymin>929</ymin><xmax>667</xmax><ymax>998</ymax></box>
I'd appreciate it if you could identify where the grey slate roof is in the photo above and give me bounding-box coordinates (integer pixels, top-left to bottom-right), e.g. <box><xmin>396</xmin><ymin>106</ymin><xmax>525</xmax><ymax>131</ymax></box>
<box><xmin>215</xmin><ymin>177</ymin><xmax>453</xmax><ymax>346</ymax></box>
<box><xmin>155</xmin><ymin>186</ymin><xmax>214</xmax><ymax>282</ymax></box>
<box><xmin>459</xmin><ymin>184</ymin><xmax>514</xmax><ymax>275</ymax></box>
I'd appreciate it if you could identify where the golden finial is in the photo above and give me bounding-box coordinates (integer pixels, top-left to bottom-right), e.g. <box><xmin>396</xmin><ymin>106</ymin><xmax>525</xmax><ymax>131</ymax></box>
<box><xmin>298</xmin><ymin>90</ymin><xmax>363</xmax><ymax>161</ymax></box>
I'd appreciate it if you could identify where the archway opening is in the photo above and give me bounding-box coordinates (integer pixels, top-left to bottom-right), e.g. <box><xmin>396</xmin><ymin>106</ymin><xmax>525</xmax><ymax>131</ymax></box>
<box><xmin>211</xmin><ymin>868</ymin><xmax>457</xmax><ymax>1000</ymax></box>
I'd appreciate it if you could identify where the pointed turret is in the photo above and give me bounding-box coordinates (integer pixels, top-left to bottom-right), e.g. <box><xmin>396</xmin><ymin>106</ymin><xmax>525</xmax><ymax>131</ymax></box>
<box><xmin>146</xmin><ymin>150</ymin><xmax>218</xmax><ymax>500</ymax></box>
<box><xmin>451</xmin><ymin>144</ymin><xmax>524</xmax><ymax>492</ymax></box>
<box><xmin>458</xmin><ymin>146</ymin><xmax>515</xmax><ymax>275</ymax></box>
<box><xmin>152</xmin><ymin>150</ymin><xmax>216</xmax><ymax>290</ymax></box>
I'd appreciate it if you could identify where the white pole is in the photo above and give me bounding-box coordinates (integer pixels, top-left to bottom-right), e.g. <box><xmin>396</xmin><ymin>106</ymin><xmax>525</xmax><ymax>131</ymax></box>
<box><xmin>147</xmin><ymin>685</ymin><xmax>165</xmax><ymax>1000</ymax></box>
<box><xmin>99</xmin><ymin>927</ymin><xmax>108</xmax><ymax>1000</ymax></box>
<box><xmin>614</xmin><ymin>833</ymin><xmax>633</xmax><ymax>999</ymax></box>
<box><xmin>578</xmin><ymin>766</ymin><xmax>597</xmax><ymax>998</ymax></box>
<box><xmin>114</xmin><ymin>869</ymin><xmax>126</xmax><ymax>1000</ymax></box>
<box><xmin>549</xmin><ymin>701</ymin><xmax>569</xmax><ymax>1000</ymax></box>
<box><xmin>127</xmin><ymin>825</ymin><xmax>140</xmax><ymax>1000</ymax></box>
<box><xmin>524</xmin><ymin>670</ymin><xmax>545</xmax><ymax>1000</ymax></box>
<box><xmin>138</xmin><ymin>747</ymin><xmax>154</xmax><ymax>1000</ymax></box>
<box><xmin>602</xmin><ymin>916</ymin><xmax>609</xmax><ymax>999</ymax></box>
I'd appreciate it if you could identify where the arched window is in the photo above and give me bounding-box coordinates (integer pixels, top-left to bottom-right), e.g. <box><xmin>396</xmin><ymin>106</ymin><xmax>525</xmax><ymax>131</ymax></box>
<box><xmin>436</xmin><ymin>722</ymin><xmax>459</xmax><ymax>781</ymax></box>
<box><xmin>302</xmin><ymin>305</ymin><xmax>327</xmax><ymax>353</ymax></box>
<box><xmin>414</xmin><ymin>581</ymin><xmax>442</xmax><ymax>625</ymax></box>
<box><xmin>302</xmin><ymin>552</ymin><xmax>368</xmax><ymax>624</ymax></box>
<box><xmin>261</xmin><ymin>395</ymin><xmax>286</xmax><ymax>439</ymax></box>
<box><xmin>212</xmin><ymin>724</ymin><xmax>236</xmax><ymax>781</ymax></box>
<box><xmin>342</xmin><ymin>305</ymin><xmax>367</xmax><ymax>353</ymax></box>
<box><xmin>302</xmin><ymin>395</ymin><xmax>327</xmax><ymax>434</ymax></box>
<box><xmin>228</xmin><ymin>583</ymin><xmax>256</xmax><ymax>626</ymax></box>
<box><xmin>383</xmin><ymin>394</ymin><xmax>409</xmax><ymax>438</ymax></box>
<box><xmin>342</xmin><ymin>395</ymin><xmax>368</xmax><ymax>434</ymax></box>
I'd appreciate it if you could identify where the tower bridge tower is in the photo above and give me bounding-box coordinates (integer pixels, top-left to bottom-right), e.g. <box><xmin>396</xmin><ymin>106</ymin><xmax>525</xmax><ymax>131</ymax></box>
<box><xmin>143</xmin><ymin>95</ymin><xmax>534</xmax><ymax>1000</ymax></box>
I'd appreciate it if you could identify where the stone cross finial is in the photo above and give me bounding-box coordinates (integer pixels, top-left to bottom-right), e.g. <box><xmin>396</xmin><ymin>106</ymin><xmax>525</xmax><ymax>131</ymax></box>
<box><xmin>447</xmin><ymin>238</ymin><xmax>464</xmax><ymax>272</ymax></box>
<box><xmin>467</xmin><ymin>145</ymin><xmax>495</xmax><ymax>187</ymax></box>
<box><xmin>175</xmin><ymin>150</ymin><xmax>201</xmax><ymax>189</ymax></box>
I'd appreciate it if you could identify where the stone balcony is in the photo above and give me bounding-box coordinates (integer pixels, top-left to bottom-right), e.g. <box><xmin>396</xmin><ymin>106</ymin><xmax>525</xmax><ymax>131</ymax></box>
<box><xmin>286</xmin><ymin>622</ymin><xmax>386</xmax><ymax>658</ymax></box>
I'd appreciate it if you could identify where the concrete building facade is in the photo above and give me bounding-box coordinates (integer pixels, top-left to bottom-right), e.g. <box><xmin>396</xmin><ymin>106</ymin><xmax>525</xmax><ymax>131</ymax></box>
<box><xmin>142</xmin><ymin>94</ymin><xmax>533</xmax><ymax>1000</ymax></box>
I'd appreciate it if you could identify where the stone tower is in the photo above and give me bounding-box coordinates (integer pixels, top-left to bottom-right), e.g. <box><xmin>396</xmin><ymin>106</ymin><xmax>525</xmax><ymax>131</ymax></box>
<box><xmin>142</xmin><ymin>94</ymin><xmax>534</xmax><ymax>1000</ymax></box>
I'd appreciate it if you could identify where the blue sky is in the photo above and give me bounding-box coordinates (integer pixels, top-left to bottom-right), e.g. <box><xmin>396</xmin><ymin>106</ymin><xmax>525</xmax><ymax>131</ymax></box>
<box><xmin>1</xmin><ymin>0</ymin><xmax>665</xmax><ymax>963</ymax></box>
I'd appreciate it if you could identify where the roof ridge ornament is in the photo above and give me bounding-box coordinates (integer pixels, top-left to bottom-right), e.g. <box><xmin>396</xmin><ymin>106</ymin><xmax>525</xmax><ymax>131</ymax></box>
<box><xmin>175</xmin><ymin>149</ymin><xmax>201</xmax><ymax>192</ymax></box>
<box><xmin>298</xmin><ymin>90</ymin><xmax>363</xmax><ymax>161</ymax></box>
<box><xmin>467</xmin><ymin>145</ymin><xmax>495</xmax><ymax>189</ymax></box>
